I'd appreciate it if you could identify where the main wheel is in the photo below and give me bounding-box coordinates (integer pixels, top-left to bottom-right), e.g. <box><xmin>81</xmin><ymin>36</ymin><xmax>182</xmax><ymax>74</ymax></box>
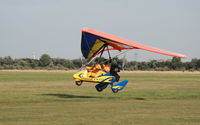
<box><xmin>96</xmin><ymin>87</ymin><xmax>103</xmax><ymax>92</ymax></box>
<box><xmin>95</xmin><ymin>84</ymin><xmax>103</xmax><ymax>92</ymax></box>
<box><xmin>112</xmin><ymin>89</ymin><xmax>119</xmax><ymax>93</ymax></box>
<box><xmin>75</xmin><ymin>81</ymin><xmax>83</xmax><ymax>86</ymax></box>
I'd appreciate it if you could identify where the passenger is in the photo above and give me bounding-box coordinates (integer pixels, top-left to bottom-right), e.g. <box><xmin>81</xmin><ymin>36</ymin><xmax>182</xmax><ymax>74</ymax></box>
<box><xmin>94</xmin><ymin>65</ymin><xmax>106</xmax><ymax>77</ymax></box>
<box><xmin>86</xmin><ymin>60</ymin><xmax>110</xmax><ymax>77</ymax></box>
<box><xmin>86</xmin><ymin>63</ymin><xmax>102</xmax><ymax>77</ymax></box>
<box><xmin>94</xmin><ymin>61</ymin><xmax>111</xmax><ymax>77</ymax></box>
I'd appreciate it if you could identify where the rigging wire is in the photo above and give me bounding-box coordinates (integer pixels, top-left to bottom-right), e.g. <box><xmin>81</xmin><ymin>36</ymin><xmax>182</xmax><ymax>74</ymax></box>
<box><xmin>80</xmin><ymin>49</ymin><xmax>131</xmax><ymax>70</ymax></box>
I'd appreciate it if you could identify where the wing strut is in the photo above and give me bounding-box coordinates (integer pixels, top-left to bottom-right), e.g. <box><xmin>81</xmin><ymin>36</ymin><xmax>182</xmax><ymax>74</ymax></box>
<box><xmin>107</xmin><ymin>46</ymin><xmax>112</xmax><ymax>62</ymax></box>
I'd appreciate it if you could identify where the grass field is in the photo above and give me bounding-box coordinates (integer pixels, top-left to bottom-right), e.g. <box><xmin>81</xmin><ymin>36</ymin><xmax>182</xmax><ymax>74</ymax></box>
<box><xmin>0</xmin><ymin>71</ymin><xmax>200</xmax><ymax>125</ymax></box>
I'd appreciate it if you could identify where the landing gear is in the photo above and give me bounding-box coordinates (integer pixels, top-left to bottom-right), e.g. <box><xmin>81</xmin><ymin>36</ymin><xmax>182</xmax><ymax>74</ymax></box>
<box><xmin>75</xmin><ymin>81</ymin><xmax>83</xmax><ymax>86</ymax></box>
<box><xmin>111</xmin><ymin>89</ymin><xmax>119</xmax><ymax>93</ymax></box>
<box><xmin>96</xmin><ymin>86</ymin><xmax>103</xmax><ymax>92</ymax></box>
<box><xmin>95</xmin><ymin>83</ymin><xmax>109</xmax><ymax>92</ymax></box>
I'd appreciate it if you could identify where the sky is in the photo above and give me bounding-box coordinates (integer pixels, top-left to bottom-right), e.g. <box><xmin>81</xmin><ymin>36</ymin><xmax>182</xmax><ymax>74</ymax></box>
<box><xmin>0</xmin><ymin>0</ymin><xmax>199</xmax><ymax>61</ymax></box>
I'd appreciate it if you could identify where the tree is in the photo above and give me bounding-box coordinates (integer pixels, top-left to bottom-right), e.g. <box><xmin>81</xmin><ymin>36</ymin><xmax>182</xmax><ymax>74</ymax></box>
<box><xmin>171</xmin><ymin>57</ymin><xmax>182</xmax><ymax>70</ymax></box>
<box><xmin>196</xmin><ymin>59</ymin><xmax>200</xmax><ymax>70</ymax></box>
<box><xmin>148</xmin><ymin>60</ymin><xmax>157</xmax><ymax>69</ymax></box>
<box><xmin>2</xmin><ymin>56</ymin><xmax>13</xmax><ymax>65</ymax></box>
<box><xmin>39</xmin><ymin>54</ymin><xmax>52</xmax><ymax>67</ymax></box>
<box><xmin>72</xmin><ymin>59</ymin><xmax>82</xmax><ymax>69</ymax></box>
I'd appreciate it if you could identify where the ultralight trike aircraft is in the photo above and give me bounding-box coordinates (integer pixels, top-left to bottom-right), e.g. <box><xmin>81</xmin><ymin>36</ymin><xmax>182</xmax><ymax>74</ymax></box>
<box><xmin>73</xmin><ymin>28</ymin><xmax>187</xmax><ymax>93</ymax></box>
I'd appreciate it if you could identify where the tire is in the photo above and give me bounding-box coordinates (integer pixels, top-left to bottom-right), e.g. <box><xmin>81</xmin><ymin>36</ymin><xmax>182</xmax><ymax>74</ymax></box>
<box><xmin>112</xmin><ymin>89</ymin><xmax>119</xmax><ymax>93</ymax></box>
<box><xmin>75</xmin><ymin>81</ymin><xmax>83</xmax><ymax>86</ymax></box>
<box><xmin>96</xmin><ymin>87</ymin><xmax>103</xmax><ymax>92</ymax></box>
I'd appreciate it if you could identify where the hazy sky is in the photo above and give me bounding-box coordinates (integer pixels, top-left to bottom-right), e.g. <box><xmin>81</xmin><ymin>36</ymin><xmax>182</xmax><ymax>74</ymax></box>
<box><xmin>0</xmin><ymin>0</ymin><xmax>199</xmax><ymax>61</ymax></box>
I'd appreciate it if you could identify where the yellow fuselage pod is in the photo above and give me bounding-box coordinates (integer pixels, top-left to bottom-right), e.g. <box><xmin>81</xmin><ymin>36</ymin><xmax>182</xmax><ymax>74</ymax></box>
<box><xmin>73</xmin><ymin>70</ymin><xmax>114</xmax><ymax>83</ymax></box>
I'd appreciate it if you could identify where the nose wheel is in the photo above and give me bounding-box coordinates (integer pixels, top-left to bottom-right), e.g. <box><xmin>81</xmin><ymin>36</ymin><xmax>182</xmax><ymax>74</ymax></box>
<box><xmin>75</xmin><ymin>81</ymin><xmax>83</xmax><ymax>86</ymax></box>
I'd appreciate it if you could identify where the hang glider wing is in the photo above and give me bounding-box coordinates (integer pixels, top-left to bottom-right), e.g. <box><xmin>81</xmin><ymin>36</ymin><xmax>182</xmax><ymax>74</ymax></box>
<box><xmin>81</xmin><ymin>28</ymin><xmax>187</xmax><ymax>59</ymax></box>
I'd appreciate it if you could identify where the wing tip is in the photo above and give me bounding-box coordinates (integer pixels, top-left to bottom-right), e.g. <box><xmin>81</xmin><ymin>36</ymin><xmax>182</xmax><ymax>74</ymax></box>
<box><xmin>180</xmin><ymin>55</ymin><xmax>188</xmax><ymax>58</ymax></box>
<box><xmin>82</xmin><ymin>27</ymin><xmax>90</xmax><ymax>33</ymax></box>
<box><xmin>175</xmin><ymin>54</ymin><xmax>187</xmax><ymax>58</ymax></box>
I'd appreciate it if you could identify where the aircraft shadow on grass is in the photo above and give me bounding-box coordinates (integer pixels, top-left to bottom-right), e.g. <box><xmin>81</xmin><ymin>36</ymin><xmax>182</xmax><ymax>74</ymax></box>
<box><xmin>43</xmin><ymin>94</ymin><xmax>101</xmax><ymax>99</ymax></box>
<box><xmin>42</xmin><ymin>93</ymin><xmax>145</xmax><ymax>100</ymax></box>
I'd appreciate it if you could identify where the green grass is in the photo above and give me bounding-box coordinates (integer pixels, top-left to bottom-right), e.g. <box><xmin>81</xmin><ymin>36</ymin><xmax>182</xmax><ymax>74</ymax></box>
<box><xmin>0</xmin><ymin>71</ymin><xmax>200</xmax><ymax>125</ymax></box>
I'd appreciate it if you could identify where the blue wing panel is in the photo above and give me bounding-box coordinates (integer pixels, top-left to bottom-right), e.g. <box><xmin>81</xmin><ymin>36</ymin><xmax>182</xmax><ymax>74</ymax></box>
<box><xmin>81</xmin><ymin>32</ymin><xmax>97</xmax><ymax>59</ymax></box>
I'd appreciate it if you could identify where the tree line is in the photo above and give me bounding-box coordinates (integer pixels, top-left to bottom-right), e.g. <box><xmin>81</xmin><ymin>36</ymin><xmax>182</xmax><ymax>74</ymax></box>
<box><xmin>0</xmin><ymin>54</ymin><xmax>81</xmax><ymax>70</ymax></box>
<box><xmin>0</xmin><ymin>54</ymin><xmax>200</xmax><ymax>71</ymax></box>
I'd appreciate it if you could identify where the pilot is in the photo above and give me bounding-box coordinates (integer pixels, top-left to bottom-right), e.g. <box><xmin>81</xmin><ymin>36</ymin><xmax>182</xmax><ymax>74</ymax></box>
<box><xmin>101</xmin><ymin>61</ymin><xmax>110</xmax><ymax>73</ymax></box>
